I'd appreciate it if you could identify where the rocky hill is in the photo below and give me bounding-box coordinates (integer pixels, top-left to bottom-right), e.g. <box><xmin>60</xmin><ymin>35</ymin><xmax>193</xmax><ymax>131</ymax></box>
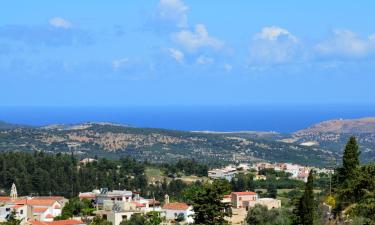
<box><xmin>295</xmin><ymin>117</ymin><xmax>375</xmax><ymax>134</ymax></box>
<box><xmin>292</xmin><ymin>117</ymin><xmax>375</xmax><ymax>162</ymax></box>
<box><xmin>0</xmin><ymin>122</ymin><xmax>337</xmax><ymax>167</ymax></box>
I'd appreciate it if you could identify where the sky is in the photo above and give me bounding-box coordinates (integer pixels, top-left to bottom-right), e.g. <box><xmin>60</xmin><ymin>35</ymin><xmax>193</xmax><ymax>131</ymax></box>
<box><xmin>1</xmin><ymin>0</ymin><xmax>375</xmax><ymax>107</ymax></box>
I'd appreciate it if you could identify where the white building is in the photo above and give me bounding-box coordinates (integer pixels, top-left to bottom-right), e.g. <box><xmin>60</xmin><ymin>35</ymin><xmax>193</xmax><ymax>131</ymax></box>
<box><xmin>162</xmin><ymin>202</ymin><xmax>194</xmax><ymax>223</ymax></box>
<box><xmin>208</xmin><ymin>166</ymin><xmax>237</xmax><ymax>181</ymax></box>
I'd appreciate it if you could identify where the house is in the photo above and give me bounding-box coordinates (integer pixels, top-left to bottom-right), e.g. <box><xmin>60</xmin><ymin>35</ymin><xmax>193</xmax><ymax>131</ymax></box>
<box><xmin>254</xmin><ymin>174</ymin><xmax>267</xmax><ymax>181</ymax></box>
<box><xmin>0</xmin><ymin>204</ymin><xmax>30</xmax><ymax>222</ymax></box>
<box><xmin>13</xmin><ymin>197</ymin><xmax>64</xmax><ymax>222</ymax></box>
<box><xmin>94</xmin><ymin>200</ymin><xmax>142</xmax><ymax>225</ymax></box>
<box><xmin>208</xmin><ymin>166</ymin><xmax>237</xmax><ymax>181</ymax></box>
<box><xmin>146</xmin><ymin>199</ymin><xmax>161</xmax><ymax>212</ymax></box>
<box><xmin>231</xmin><ymin>192</ymin><xmax>258</xmax><ymax>209</ymax></box>
<box><xmin>93</xmin><ymin>188</ymin><xmax>157</xmax><ymax>225</ymax></box>
<box><xmin>162</xmin><ymin>202</ymin><xmax>194</xmax><ymax>223</ymax></box>
<box><xmin>96</xmin><ymin>189</ymin><xmax>133</xmax><ymax>205</ymax></box>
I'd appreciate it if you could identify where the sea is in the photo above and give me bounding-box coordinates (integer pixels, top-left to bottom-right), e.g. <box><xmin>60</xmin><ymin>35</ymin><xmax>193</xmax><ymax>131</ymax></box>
<box><xmin>1</xmin><ymin>104</ymin><xmax>375</xmax><ymax>133</ymax></box>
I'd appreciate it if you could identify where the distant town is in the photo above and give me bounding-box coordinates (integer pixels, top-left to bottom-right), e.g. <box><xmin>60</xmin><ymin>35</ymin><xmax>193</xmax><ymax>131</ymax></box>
<box><xmin>0</xmin><ymin>158</ymin><xmax>335</xmax><ymax>225</ymax></box>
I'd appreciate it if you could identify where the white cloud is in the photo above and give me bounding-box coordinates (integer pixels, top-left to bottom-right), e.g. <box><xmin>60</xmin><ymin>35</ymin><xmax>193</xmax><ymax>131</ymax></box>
<box><xmin>167</xmin><ymin>48</ymin><xmax>184</xmax><ymax>63</ymax></box>
<box><xmin>156</xmin><ymin>0</ymin><xmax>189</xmax><ymax>28</ymax></box>
<box><xmin>249</xmin><ymin>26</ymin><xmax>302</xmax><ymax>65</ymax></box>
<box><xmin>254</xmin><ymin>26</ymin><xmax>298</xmax><ymax>42</ymax></box>
<box><xmin>196</xmin><ymin>55</ymin><xmax>214</xmax><ymax>65</ymax></box>
<box><xmin>369</xmin><ymin>34</ymin><xmax>375</xmax><ymax>41</ymax></box>
<box><xmin>49</xmin><ymin>17</ymin><xmax>72</xmax><ymax>29</ymax></box>
<box><xmin>112</xmin><ymin>58</ymin><xmax>129</xmax><ymax>70</ymax></box>
<box><xmin>315</xmin><ymin>30</ymin><xmax>373</xmax><ymax>58</ymax></box>
<box><xmin>172</xmin><ymin>24</ymin><xmax>224</xmax><ymax>52</ymax></box>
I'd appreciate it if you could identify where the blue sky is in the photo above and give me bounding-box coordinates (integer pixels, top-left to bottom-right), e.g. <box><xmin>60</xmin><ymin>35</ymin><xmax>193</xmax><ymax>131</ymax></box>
<box><xmin>1</xmin><ymin>0</ymin><xmax>375</xmax><ymax>106</ymax></box>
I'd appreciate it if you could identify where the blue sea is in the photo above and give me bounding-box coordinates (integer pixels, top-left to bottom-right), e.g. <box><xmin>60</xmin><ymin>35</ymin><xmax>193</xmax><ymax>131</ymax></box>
<box><xmin>1</xmin><ymin>105</ymin><xmax>375</xmax><ymax>133</ymax></box>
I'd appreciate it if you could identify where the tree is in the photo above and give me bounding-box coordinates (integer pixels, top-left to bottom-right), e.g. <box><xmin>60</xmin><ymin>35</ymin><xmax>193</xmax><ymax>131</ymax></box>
<box><xmin>120</xmin><ymin>214</ymin><xmax>147</xmax><ymax>225</ymax></box>
<box><xmin>188</xmin><ymin>180</ymin><xmax>231</xmax><ymax>225</ymax></box>
<box><xmin>246</xmin><ymin>205</ymin><xmax>292</xmax><ymax>225</ymax></box>
<box><xmin>293</xmin><ymin>170</ymin><xmax>315</xmax><ymax>225</ymax></box>
<box><xmin>342</xmin><ymin>136</ymin><xmax>360</xmax><ymax>180</ymax></box>
<box><xmin>267</xmin><ymin>182</ymin><xmax>277</xmax><ymax>198</ymax></box>
<box><xmin>91</xmin><ymin>216</ymin><xmax>112</xmax><ymax>225</ymax></box>
<box><xmin>4</xmin><ymin>211</ymin><xmax>22</xmax><ymax>225</ymax></box>
<box><xmin>119</xmin><ymin>212</ymin><xmax>162</xmax><ymax>225</ymax></box>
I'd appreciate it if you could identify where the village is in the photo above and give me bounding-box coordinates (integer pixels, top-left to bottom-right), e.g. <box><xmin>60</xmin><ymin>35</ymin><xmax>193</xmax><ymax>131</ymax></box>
<box><xmin>0</xmin><ymin>160</ymin><xmax>333</xmax><ymax>225</ymax></box>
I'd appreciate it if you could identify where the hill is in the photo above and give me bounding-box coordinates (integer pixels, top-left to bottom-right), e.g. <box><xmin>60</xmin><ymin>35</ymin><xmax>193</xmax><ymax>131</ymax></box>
<box><xmin>0</xmin><ymin>122</ymin><xmax>337</xmax><ymax>167</ymax></box>
<box><xmin>295</xmin><ymin>117</ymin><xmax>375</xmax><ymax>134</ymax></box>
<box><xmin>0</xmin><ymin>120</ymin><xmax>31</xmax><ymax>130</ymax></box>
<box><xmin>292</xmin><ymin>117</ymin><xmax>375</xmax><ymax>163</ymax></box>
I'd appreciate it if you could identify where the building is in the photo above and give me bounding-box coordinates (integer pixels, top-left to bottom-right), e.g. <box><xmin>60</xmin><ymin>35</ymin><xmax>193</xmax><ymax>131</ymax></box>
<box><xmin>162</xmin><ymin>202</ymin><xmax>194</xmax><ymax>223</ymax></box>
<box><xmin>0</xmin><ymin>184</ymin><xmax>66</xmax><ymax>223</ymax></box>
<box><xmin>93</xmin><ymin>188</ymin><xmax>161</xmax><ymax>225</ymax></box>
<box><xmin>96</xmin><ymin>189</ymin><xmax>133</xmax><ymax>205</ymax></box>
<box><xmin>231</xmin><ymin>192</ymin><xmax>258</xmax><ymax>209</ymax></box>
<box><xmin>208</xmin><ymin>166</ymin><xmax>237</xmax><ymax>181</ymax></box>
<box><xmin>95</xmin><ymin>200</ymin><xmax>142</xmax><ymax>225</ymax></box>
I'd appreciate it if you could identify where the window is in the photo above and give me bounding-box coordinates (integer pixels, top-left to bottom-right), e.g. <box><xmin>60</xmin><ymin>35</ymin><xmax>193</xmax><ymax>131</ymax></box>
<box><xmin>122</xmin><ymin>215</ymin><xmax>128</xmax><ymax>220</ymax></box>
<box><xmin>6</xmin><ymin>208</ymin><xmax>10</xmax><ymax>212</ymax></box>
<box><xmin>103</xmin><ymin>215</ymin><xmax>107</xmax><ymax>220</ymax></box>
<box><xmin>20</xmin><ymin>210</ymin><xmax>23</xmax><ymax>215</ymax></box>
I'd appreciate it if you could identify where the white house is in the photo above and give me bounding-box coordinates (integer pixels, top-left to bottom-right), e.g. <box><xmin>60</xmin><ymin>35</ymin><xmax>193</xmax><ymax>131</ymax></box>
<box><xmin>162</xmin><ymin>202</ymin><xmax>194</xmax><ymax>223</ymax></box>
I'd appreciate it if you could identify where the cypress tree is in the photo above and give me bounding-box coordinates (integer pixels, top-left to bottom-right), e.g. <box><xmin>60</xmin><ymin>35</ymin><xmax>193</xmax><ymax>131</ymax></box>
<box><xmin>342</xmin><ymin>136</ymin><xmax>360</xmax><ymax>179</ymax></box>
<box><xmin>293</xmin><ymin>170</ymin><xmax>315</xmax><ymax>225</ymax></box>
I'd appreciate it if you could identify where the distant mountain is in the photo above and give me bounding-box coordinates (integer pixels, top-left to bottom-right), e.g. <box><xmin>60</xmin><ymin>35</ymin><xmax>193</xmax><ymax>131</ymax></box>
<box><xmin>0</xmin><ymin>121</ymin><xmax>338</xmax><ymax>167</ymax></box>
<box><xmin>295</xmin><ymin>117</ymin><xmax>375</xmax><ymax>134</ymax></box>
<box><xmin>0</xmin><ymin>121</ymin><xmax>28</xmax><ymax>130</ymax></box>
<box><xmin>292</xmin><ymin>117</ymin><xmax>375</xmax><ymax>163</ymax></box>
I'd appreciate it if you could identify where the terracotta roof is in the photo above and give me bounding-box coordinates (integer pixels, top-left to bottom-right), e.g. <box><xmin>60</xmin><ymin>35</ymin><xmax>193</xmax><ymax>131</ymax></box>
<box><xmin>45</xmin><ymin>214</ymin><xmax>54</xmax><ymax>219</ymax></box>
<box><xmin>163</xmin><ymin>202</ymin><xmax>189</xmax><ymax>210</ymax></box>
<box><xmin>33</xmin><ymin>207</ymin><xmax>48</xmax><ymax>213</ymax></box>
<box><xmin>223</xmin><ymin>194</ymin><xmax>231</xmax><ymax>198</ymax></box>
<box><xmin>232</xmin><ymin>192</ymin><xmax>257</xmax><ymax>196</ymax></box>
<box><xmin>132</xmin><ymin>202</ymin><xmax>145</xmax><ymax>207</ymax></box>
<box><xmin>78</xmin><ymin>193</ymin><xmax>96</xmax><ymax>199</ymax></box>
<box><xmin>11</xmin><ymin>205</ymin><xmax>23</xmax><ymax>209</ymax></box>
<box><xmin>54</xmin><ymin>204</ymin><xmax>61</xmax><ymax>209</ymax></box>
<box><xmin>0</xmin><ymin>196</ymin><xmax>11</xmax><ymax>202</ymax></box>
<box><xmin>29</xmin><ymin>219</ymin><xmax>84</xmax><ymax>225</ymax></box>
<box><xmin>15</xmin><ymin>199</ymin><xmax>57</xmax><ymax>206</ymax></box>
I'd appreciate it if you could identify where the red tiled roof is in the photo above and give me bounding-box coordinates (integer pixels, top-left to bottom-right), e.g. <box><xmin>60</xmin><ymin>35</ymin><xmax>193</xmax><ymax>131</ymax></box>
<box><xmin>232</xmin><ymin>192</ymin><xmax>257</xmax><ymax>196</ymax></box>
<box><xmin>15</xmin><ymin>199</ymin><xmax>57</xmax><ymax>206</ymax></box>
<box><xmin>223</xmin><ymin>195</ymin><xmax>231</xmax><ymax>198</ymax></box>
<box><xmin>45</xmin><ymin>214</ymin><xmax>54</xmax><ymax>219</ymax></box>
<box><xmin>54</xmin><ymin>204</ymin><xmax>61</xmax><ymax>209</ymax></box>
<box><xmin>33</xmin><ymin>207</ymin><xmax>48</xmax><ymax>213</ymax></box>
<box><xmin>78</xmin><ymin>193</ymin><xmax>96</xmax><ymax>199</ymax></box>
<box><xmin>0</xmin><ymin>196</ymin><xmax>11</xmax><ymax>202</ymax></box>
<box><xmin>162</xmin><ymin>202</ymin><xmax>189</xmax><ymax>210</ymax></box>
<box><xmin>29</xmin><ymin>219</ymin><xmax>84</xmax><ymax>225</ymax></box>
<box><xmin>11</xmin><ymin>205</ymin><xmax>23</xmax><ymax>209</ymax></box>
<box><xmin>132</xmin><ymin>202</ymin><xmax>145</xmax><ymax>207</ymax></box>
